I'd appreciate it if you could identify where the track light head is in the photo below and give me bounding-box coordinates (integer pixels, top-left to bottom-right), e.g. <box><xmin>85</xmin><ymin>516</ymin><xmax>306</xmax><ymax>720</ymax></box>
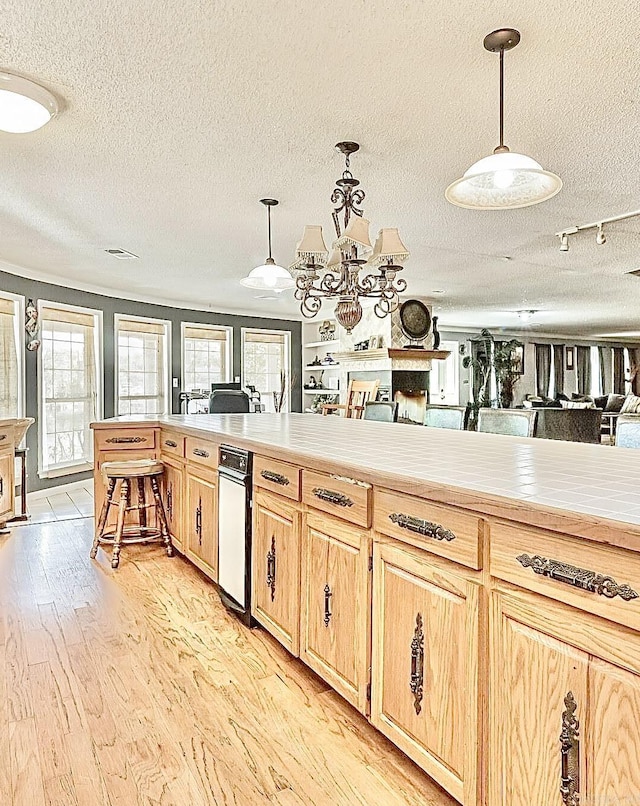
<box><xmin>559</xmin><ymin>232</ymin><xmax>569</xmax><ymax>252</ymax></box>
<box><xmin>596</xmin><ymin>224</ymin><xmax>606</xmax><ymax>245</ymax></box>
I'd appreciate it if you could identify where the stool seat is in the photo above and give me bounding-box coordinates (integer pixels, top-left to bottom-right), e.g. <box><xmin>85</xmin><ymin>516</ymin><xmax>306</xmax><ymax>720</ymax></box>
<box><xmin>102</xmin><ymin>459</ymin><xmax>165</xmax><ymax>478</ymax></box>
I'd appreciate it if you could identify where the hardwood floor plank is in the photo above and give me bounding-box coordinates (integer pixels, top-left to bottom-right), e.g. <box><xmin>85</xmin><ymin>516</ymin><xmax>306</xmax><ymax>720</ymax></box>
<box><xmin>9</xmin><ymin>717</ymin><xmax>46</xmax><ymax>806</ymax></box>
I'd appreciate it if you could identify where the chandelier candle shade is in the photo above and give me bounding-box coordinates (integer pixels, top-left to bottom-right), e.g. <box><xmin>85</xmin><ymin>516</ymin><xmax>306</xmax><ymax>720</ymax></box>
<box><xmin>240</xmin><ymin>199</ymin><xmax>295</xmax><ymax>292</ymax></box>
<box><xmin>290</xmin><ymin>142</ymin><xmax>410</xmax><ymax>333</ymax></box>
<box><xmin>445</xmin><ymin>29</ymin><xmax>562</xmax><ymax>210</ymax></box>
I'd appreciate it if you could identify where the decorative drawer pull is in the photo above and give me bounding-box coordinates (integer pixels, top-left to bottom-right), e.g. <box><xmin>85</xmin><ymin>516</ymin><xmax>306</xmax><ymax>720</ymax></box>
<box><xmin>261</xmin><ymin>470</ymin><xmax>290</xmax><ymax>487</ymax></box>
<box><xmin>560</xmin><ymin>691</ymin><xmax>580</xmax><ymax>806</ymax></box>
<box><xmin>389</xmin><ymin>513</ymin><xmax>456</xmax><ymax>542</ymax></box>
<box><xmin>266</xmin><ymin>536</ymin><xmax>276</xmax><ymax>601</ymax></box>
<box><xmin>105</xmin><ymin>435</ymin><xmax>147</xmax><ymax>444</ymax></box>
<box><xmin>166</xmin><ymin>482</ymin><xmax>173</xmax><ymax>519</ymax></box>
<box><xmin>516</xmin><ymin>554</ymin><xmax>639</xmax><ymax>601</ymax></box>
<box><xmin>164</xmin><ymin>439</ymin><xmax>178</xmax><ymax>448</ymax></box>
<box><xmin>195</xmin><ymin>497</ymin><xmax>202</xmax><ymax>545</ymax></box>
<box><xmin>410</xmin><ymin>612</ymin><xmax>424</xmax><ymax>716</ymax></box>
<box><xmin>323</xmin><ymin>584</ymin><xmax>332</xmax><ymax>626</ymax></box>
<box><xmin>0</xmin><ymin>434</ymin><xmax>6</xmax><ymax>441</ymax></box>
<box><xmin>193</xmin><ymin>448</ymin><xmax>210</xmax><ymax>458</ymax></box>
<box><xmin>313</xmin><ymin>488</ymin><xmax>353</xmax><ymax>508</ymax></box>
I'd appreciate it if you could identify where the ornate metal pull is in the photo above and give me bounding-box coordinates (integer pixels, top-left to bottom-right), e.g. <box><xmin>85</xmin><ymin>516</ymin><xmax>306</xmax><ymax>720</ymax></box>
<box><xmin>323</xmin><ymin>584</ymin><xmax>332</xmax><ymax>627</ymax></box>
<box><xmin>195</xmin><ymin>497</ymin><xmax>202</xmax><ymax>545</ymax></box>
<box><xmin>164</xmin><ymin>439</ymin><xmax>178</xmax><ymax>448</ymax></box>
<box><xmin>261</xmin><ymin>470</ymin><xmax>290</xmax><ymax>487</ymax></box>
<box><xmin>193</xmin><ymin>448</ymin><xmax>210</xmax><ymax>458</ymax></box>
<box><xmin>166</xmin><ymin>482</ymin><xmax>173</xmax><ymax>519</ymax></box>
<box><xmin>0</xmin><ymin>476</ymin><xmax>3</xmax><ymax>497</ymax></box>
<box><xmin>266</xmin><ymin>536</ymin><xmax>276</xmax><ymax>601</ymax></box>
<box><xmin>516</xmin><ymin>554</ymin><xmax>639</xmax><ymax>601</ymax></box>
<box><xmin>560</xmin><ymin>691</ymin><xmax>580</xmax><ymax>806</ymax></box>
<box><xmin>410</xmin><ymin>613</ymin><xmax>424</xmax><ymax>716</ymax></box>
<box><xmin>389</xmin><ymin>513</ymin><xmax>456</xmax><ymax>542</ymax></box>
<box><xmin>313</xmin><ymin>488</ymin><xmax>353</xmax><ymax>508</ymax></box>
<box><xmin>105</xmin><ymin>435</ymin><xmax>147</xmax><ymax>444</ymax></box>
<box><xmin>0</xmin><ymin>434</ymin><xmax>6</xmax><ymax>441</ymax></box>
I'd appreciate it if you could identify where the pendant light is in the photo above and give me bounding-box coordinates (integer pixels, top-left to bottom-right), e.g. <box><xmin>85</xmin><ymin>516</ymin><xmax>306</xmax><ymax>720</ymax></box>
<box><xmin>241</xmin><ymin>199</ymin><xmax>295</xmax><ymax>291</ymax></box>
<box><xmin>445</xmin><ymin>28</ymin><xmax>562</xmax><ymax>210</ymax></box>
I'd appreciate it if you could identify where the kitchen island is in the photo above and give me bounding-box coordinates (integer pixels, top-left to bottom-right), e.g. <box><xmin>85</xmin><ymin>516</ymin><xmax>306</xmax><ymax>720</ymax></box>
<box><xmin>91</xmin><ymin>413</ymin><xmax>640</xmax><ymax>806</ymax></box>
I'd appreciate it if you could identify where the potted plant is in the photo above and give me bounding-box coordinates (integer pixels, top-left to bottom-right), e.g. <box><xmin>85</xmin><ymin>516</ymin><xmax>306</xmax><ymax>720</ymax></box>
<box><xmin>463</xmin><ymin>329</ymin><xmax>522</xmax><ymax>427</ymax></box>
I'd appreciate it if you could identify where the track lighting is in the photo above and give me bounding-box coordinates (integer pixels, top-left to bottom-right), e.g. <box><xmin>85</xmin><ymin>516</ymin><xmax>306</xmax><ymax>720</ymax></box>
<box><xmin>596</xmin><ymin>224</ymin><xmax>606</xmax><ymax>245</ymax></box>
<box><xmin>556</xmin><ymin>209</ymin><xmax>640</xmax><ymax>251</ymax></box>
<box><xmin>559</xmin><ymin>232</ymin><xmax>569</xmax><ymax>252</ymax></box>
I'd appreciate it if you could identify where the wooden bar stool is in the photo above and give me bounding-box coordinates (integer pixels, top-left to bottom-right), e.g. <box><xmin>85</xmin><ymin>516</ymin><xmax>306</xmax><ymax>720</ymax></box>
<box><xmin>91</xmin><ymin>459</ymin><xmax>174</xmax><ymax>569</ymax></box>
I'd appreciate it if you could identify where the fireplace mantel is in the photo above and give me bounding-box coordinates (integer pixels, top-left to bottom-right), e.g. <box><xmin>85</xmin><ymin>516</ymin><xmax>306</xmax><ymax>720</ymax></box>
<box><xmin>334</xmin><ymin>348</ymin><xmax>450</xmax><ymax>362</ymax></box>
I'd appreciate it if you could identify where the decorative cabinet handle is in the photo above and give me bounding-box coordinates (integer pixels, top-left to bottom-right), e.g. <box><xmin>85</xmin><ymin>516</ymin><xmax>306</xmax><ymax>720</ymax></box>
<box><xmin>195</xmin><ymin>497</ymin><xmax>202</xmax><ymax>545</ymax></box>
<box><xmin>0</xmin><ymin>476</ymin><xmax>3</xmax><ymax>497</ymax></box>
<box><xmin>560</xmin><ymin>691</ymin><xmax>580</xmax><ymax>806</ymax></box>
<box><xmin>266</xmin><ymin>536</ymin><xmax>276</xmax><ymax>601</ymax></box>
<box><xmin>166</xmin><ymin>482</ymin><xmax>173</xmax><ymax>519</ymax></box>
<box><xmin>0</xmin><ymin>434</ymin><xmax>6</xmax><ymax>441</ymax></box>
<box><xmin>410</xmin><ymin>613</ymin><xmax>425</xmax><ymax>716</ymax></box>
<box><xmin>323</xmin><ymin>584</ymin><xmax>332</xmax><ymax>627</ymax></box>
<box><xmin>261</xmin><ymin>470</ymin><xmax>290</xmax><ymax>487</ymax></box>
<box><xmin>313</xmin><ymin>488</ymin><xmax>353</xmax><ymax>508</ymax></box>
<box><xmin>389</xmin><ymin>513</ymin><xmax>456</xmax><ymax>542</ymax></box>
<box><xmin>516</xmin><ymin>554</ymin><xmax>639</xmax><ymax>602</ymax></box>
<box><xmin>193</xmin><ymin>448</ymin><xmax>210</xmax><ymax>458</ymax></box>
<box><xmin>105</xmin><ymin>435</ymin><xmax>147</xmax><ymax>444</ymax></box>
<box><xmin>164</xmin><ymin>439</ymin><xmax>178</xmax><ymax>448</ymax></box>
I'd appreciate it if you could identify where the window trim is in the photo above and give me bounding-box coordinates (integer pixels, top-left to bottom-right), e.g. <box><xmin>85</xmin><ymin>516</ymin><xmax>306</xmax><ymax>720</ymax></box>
<box><xmin>37</xmin><ymin>299</ymin><xmax>103</xmax><ymax>479</ymax></box>
<box><xmin>0</xmin><ymin>290</ymin><xmax>25</xmax><ymax>418</ymax></box>
<box><xmin>241</xmin><ymin>327</ymin><xmax>291</xmax><ymax>412</ymax></box>
<box><xmin>114</xmin><ymin>313</ymin><xmax>171</xmax><ymax>416</ymax></box>
<box><xmin>181</xmin><ymin>322</ymin><xmax>233</xmax><ymax>392</ymax></box>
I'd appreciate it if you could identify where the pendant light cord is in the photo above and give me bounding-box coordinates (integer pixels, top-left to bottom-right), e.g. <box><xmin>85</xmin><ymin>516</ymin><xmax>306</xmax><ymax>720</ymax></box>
<box><xmin>499</xmin><ymin>47</ymin><xmax>504</xmax><ymax>149</ymax></box>
<box><xmin>267</xmin><ymin>204</ymin><xmax>273</xmax><ymax>260</ymax></box>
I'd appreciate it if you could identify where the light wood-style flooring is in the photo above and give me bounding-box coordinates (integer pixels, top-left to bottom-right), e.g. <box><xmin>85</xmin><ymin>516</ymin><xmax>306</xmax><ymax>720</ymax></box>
<box><xmin>0</xmin><ymin>516</ymin><xmax>456</xmax><ymax>805</ymax></box>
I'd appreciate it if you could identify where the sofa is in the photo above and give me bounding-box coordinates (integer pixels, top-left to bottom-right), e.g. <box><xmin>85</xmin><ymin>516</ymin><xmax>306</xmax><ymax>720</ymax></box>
<box><xmin>533</xmin><ymin>408</ymin><xmax>603</xmax><ymax>443</ymax></box>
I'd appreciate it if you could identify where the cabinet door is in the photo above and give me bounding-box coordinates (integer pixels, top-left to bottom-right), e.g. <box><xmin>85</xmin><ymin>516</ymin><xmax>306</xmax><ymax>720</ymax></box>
<box><xmin>491</xmin><ymin>592</ymin><xmax>589</xmax><ymax>806</ymax></box>
<box><xmin>162</xmin><ymin>461</ymin><xmax>184</xmax><ymax>552</ymax></box>
<box><xmin>252</xmin><ymin>491</ymin><xmax>301</xmax><ymax>655</ymax></box>
<box><xmin>186</xmin><ymin>472</ymin><xmax>217</xmax><ymax>580</ymax></box>
<box><xmin>0</xmin><ymin>451</ymin><xmax>14</xmax><ymax>520</ymax></box>
<box><xmin>371</xmin><ymin>540</ymin><xmax>480</xmax><ymax>805</ymax></box>
<box><xmin>301</xmin><ymin>510</ymin><xmax>371</xmax><ymax>713</ymax></box>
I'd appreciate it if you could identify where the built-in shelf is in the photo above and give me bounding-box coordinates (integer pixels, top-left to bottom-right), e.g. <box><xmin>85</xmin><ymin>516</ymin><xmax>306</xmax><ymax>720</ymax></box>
<box><xmin>334</xmin><ymin>348</ymin><xmax>451</xmax><ymax>362</ymax></box>
<box><xmin>303</xmin><ymin>388</ymin><xmax>339</xmax><ymax>394</ymax></box>
<box><xmin>304</xmin><ymin>339</ymin><xmax>341</xmax><ymax>349</ymax></box>
<box><xmin>304</xmin><ymin>363</ymin><xmax>340</xmax><ymax>370</ymax></box>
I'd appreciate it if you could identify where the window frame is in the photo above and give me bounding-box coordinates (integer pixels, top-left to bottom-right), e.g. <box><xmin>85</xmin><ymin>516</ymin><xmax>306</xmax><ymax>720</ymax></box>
<box><xmin>114</xmin><ymin>313</ymin><xmax>171</xmax><ymax>417</ymax></box>
<box><xmin>37</xmin><ymin>299</ymin><xmax>103</xmax><ymax>479</ymax></box>
<box><xmin>181</xmin><ymin>322</ymin><xmax>233</xmax><ymax>392</ymax></box>
<box><xmin>241</xmin><ymin>327</ymin><xmax>291</xmax><ymax>413</ymax></box>
<box><xmin>0</xmin><ymin>290</ymin><xmax>25</xmax><ymax>418</ymax></box>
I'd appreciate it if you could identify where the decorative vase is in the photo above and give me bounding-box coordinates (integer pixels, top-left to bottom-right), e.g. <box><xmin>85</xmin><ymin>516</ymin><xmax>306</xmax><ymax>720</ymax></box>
<box><xmin>431</xmin><ymin>316</ymin><xmax>441</xmax><ymax>350</ymax></box>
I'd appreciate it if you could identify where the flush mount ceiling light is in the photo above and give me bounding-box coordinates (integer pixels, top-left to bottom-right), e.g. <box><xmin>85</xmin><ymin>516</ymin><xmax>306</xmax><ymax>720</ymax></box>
<box><xmin>517</xmin><ymin>309</ymin><xmax>537</xmax><ymax>322</ymax></box>
<box><xmin>240</xmin><ymin>199</ymin><xmax>295</xmax><ymax>292</ymax></box>
<box><xmin>0</xmin><ymin>72</ymin><xmax>58</xmax><ymax>133</ymax></box>
<box><xmin>445</xmin><ymin>29</ymin><xmax>562</xmax><ymax>210</ymax></box>
<box><xmin>290</xmin><ymin>142</ymin><xmax>409</xmax><ymax>333</ymax></box>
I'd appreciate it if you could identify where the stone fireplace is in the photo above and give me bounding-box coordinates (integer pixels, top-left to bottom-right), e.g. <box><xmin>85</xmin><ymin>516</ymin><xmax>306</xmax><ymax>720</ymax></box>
<box><xmin>348</xmin><ymin>369</ymin><xmax>430</xmax><ymax>425</ymax></box>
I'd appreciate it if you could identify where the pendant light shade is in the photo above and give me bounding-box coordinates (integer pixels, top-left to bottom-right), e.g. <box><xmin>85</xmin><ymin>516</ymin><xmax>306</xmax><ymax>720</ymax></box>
<box><xmin>241</xmin><ymin>199</ymin><xmax>295</xmax><ymax>292</ymax></box>
<box><xmin>446</xmin><ymin>28</ymin><xmax>562</xmax><ymax>210</ymax></box>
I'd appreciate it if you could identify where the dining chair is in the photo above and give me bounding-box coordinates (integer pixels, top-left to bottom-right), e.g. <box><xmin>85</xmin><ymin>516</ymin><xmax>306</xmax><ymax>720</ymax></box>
<box><xmin>477</xmin><ymin>408</ymin><xmax>537</xmax><ymax>437</ymax></box>
<box><xmin>615</xmin><ymin>414</ymin><xmax>640</xmax><ymax>448</ymax></box>
<box><xmin>363</xmin><ymin>401</ymin><xmax>399</xmax><ymax>423</ymax></box>
<box><xmin>321</xmin><ymin>379</ymin><xmax>380</xmax><ymax>419</ymax></box>
<box><xmin>424</xmin><ymin>404</ymin><xmax>467</xmax><ymax>430</ymax></box>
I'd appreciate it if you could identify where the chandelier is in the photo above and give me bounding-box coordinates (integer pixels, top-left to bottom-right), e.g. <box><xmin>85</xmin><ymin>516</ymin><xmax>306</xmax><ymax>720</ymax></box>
<box><xmin>290</xmin><ymin>142</ymin><xmax>410</xmax><ymax>333</ymax></box>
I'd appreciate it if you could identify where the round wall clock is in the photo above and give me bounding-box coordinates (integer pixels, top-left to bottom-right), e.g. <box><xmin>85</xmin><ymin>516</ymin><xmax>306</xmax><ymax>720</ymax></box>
<box><xmin>398</xmin><ymin>299</ymin><xmax>431</xmax><ymax>343</ymax></box>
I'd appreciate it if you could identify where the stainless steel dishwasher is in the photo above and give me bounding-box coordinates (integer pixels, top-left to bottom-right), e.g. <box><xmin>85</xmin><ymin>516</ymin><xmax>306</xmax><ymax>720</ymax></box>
<box><xmin>217</xmin><ymin>445</ymin><xmax>253</xmax><ymax>626</ymax></box>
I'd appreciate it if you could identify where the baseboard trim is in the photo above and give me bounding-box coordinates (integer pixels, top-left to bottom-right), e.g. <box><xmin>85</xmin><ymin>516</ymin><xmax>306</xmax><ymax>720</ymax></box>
<box><xmin>27</xmin><ymin>479</ymin><xmax>91</xmax><ymax>502</ymax></box>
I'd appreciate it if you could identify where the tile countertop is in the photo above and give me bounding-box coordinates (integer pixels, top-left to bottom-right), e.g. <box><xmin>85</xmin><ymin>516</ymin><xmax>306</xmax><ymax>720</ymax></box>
<box><xmin>93</xmin><ymin>413</ymin><xmax>640</xmax><ymax>547</ymax></box>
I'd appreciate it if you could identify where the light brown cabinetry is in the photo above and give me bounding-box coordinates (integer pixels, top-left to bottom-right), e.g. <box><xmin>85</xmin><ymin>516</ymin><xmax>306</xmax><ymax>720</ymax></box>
<box><xmin>252</xmin><ymin>489</ymin><xmax>301</xmax><ymax>655</ymax></box>
<box><xmin>0</xmin><ymin>450</ymin><xmax>14</xmax><ymax>522</ymax></box>
<box><xmin>371</xmin><ymin>538</ymin><xmax>482</xmax><ymax>805</ymax></box>
<box><xmin>161</xmin><ymin>457</ymin><xmax>184</xmax><ymax>553</ymax></box>
<box><xmin>300</xmin><ymin>509</ymin><xmax>371</xmax><ymax>713</ymax></box>
<box><xmin>186</xmin><ymin>470</ymin><xmax>218</xmax><ymax>580</ymax></box>
<box><xmin>490</xmin><ymin>588</ymin><xmax>640</xmax><ymax>806</ymax></box>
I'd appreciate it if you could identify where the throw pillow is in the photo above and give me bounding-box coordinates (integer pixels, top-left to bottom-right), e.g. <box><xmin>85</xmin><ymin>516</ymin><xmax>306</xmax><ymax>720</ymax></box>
<box><xmin>621</xmin><ymin>394</ymin><xmax>640</xmax><ymax>414</ymax></box>
<box><xmin>594</xmin><ymin>395</ymin><xmax>608</xmax><ymax>410</ymax></box>
<box><xmin>560</xmin><ymin>400</ymin><xmax>596</xmax><ymax>409</ymax></box>
<box><xmin>571</xmin><ymin>393</ymin><xmax>594</xmax><ymax>402</ymax></box>
<box><xmin>605</xmin><ymin>393</ymin><xmax>626</xmax><ymax>412</ymax></box>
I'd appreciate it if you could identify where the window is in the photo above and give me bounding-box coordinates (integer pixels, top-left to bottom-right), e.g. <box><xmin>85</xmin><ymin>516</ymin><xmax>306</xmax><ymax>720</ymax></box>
<box><xmin>0</xmin><ymin>293</ymin><xmax>23</xmax><ymax>418</ymax></box>
<box><xmin>39</xmin><ymin>302</ymin><xmax>102</xmax><ymax>477</ymax></box>
<box><xmin>242</xmin><ymin>329</ymin><xmax>291</xmax><ymax>413</ymax></box>
<box><xmin>182</xmin><ymin>323</ymin><xmax>232</xmax><ymax>391</ymax></box>
<box><xmin>429</xmin><ymin>340</ymin><xmax>460</xmax><ymax>405</ymax></box>
<box><xmin>116</xmin><ymin>315</ymin><xmax>170</xmax><ymax>415</ymax></box>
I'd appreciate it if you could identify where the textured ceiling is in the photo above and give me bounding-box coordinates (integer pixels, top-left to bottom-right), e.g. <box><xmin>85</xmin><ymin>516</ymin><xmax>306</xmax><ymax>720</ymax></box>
<box><xmin>1</xmin><ymin>0</ymin><xmax>640</xmax><ymax>336</ymax></box>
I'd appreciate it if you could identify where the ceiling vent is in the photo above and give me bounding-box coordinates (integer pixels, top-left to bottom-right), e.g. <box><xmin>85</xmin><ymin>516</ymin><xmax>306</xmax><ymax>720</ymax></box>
<box><xmin>105</xmin><ymin>248</ymin><xmax>138</xmax><ymax>260</ymax></box>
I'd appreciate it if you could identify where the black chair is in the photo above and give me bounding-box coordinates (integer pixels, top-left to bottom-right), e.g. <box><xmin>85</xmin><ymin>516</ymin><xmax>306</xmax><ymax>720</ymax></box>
<box><xmin>363</xmin><ymin>401</ymin><xmax>399</xmax><ymax>423</ymax></box>
<box><xmin>208</xmin><ymin>390</ymin><xmax>250</xmax><ymax>413</ymax></box>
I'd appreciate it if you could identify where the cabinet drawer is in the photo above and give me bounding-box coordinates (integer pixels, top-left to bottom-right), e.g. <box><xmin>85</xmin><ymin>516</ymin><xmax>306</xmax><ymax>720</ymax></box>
<box><xmin>302</xmin><ymin>469</ymin><xmax>371</xmax><ymax>528</ymax></box>
<box><xmin>374</xmin><ymin>488</ymin><xmax>483</xmax><ymax>570</ymax></box>
<box><xmin>96</xmin><ymin>428</ymin><xmax>156</xmax><ymax>451</ymax></box>
<box><xmin>185</xmin><ymin>437</ymin><xmax>218</xmax><ymax>470</ymax></box>
<box><xmin>160</xmin><ymin>430</ymin><xmax>185</xmax><ymax>458</ymax></box>
<box><xmin>491</xmin><ymin>519</ymin><xmax>640</xmax><ymax>630</ymax></box>
<box><xmin>254</xmin><ymin>456</ymin><xmax>300</xmax><ymax>501</ymax></box>
<box><xmin>0</xmin><ymin>427</ymin><xmax>13</xmax><ymax>447</ymax></box>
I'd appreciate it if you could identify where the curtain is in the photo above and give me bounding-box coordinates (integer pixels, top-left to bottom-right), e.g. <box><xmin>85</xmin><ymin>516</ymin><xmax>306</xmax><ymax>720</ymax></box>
<box><xmin>576</xmin><ymin>346</ymin><xmax>591</xmax><ymax>395</ymax></box>
<box><xmin>628</xmin><ymin>346</ymin><xmax>640</xmax><ymax>396</ymax></box>
<box><xmin>535</xmin><ymin>344</ymin><xmax>552</xmax><ymax>397</ymax></box>
<box><xmin>553</xmin><ymin>344</ymin><xmax>565</xmax><ymax>398</ymax></box>
<box><xmin>598</xmin><ymin>346</ymin><xmax>612</xmax><ymax>395</ymax></box>
<box><xmin>613</xmin><ymin>347</ymin><xmax>625</xmax><ymax>394</ymax></box>
<box><xmin>0</xmin><ymin>298</ymin><xmax>18</xmax><ymax>418</ymax></box>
